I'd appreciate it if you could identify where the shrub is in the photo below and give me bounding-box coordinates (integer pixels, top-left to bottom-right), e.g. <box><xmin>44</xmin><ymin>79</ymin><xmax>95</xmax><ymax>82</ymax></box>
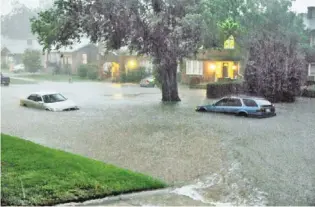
<box><xmin>189</xmin><ymin>76</ymin><xmax>201</xmax><ymax>86</ymax></box>
<box><xmin>22</xmin><ymin>49</ymin><xmax>42</xmax><ymax>72</ymax></box>
<box><xmin>1</xmin><ymin>62</ymin><xmax>9</xmax><ymax>70</ymax></box>
<box><xmin>77</xmin><ymin>64</ymin><xmax>88</xmax><ymax>78</ymax></box>
<box><xmin>207</xmin><ymin>81</ymin><xmax>244</xmax><ymax>98</ymax></box>
<box><xmin>120</xmin><ymin>67</ymin><xmax>149</xmax><ymax>83</ymax></box>
<box><xmin>87</xmin><ymin>65</ymin><xmax>99</xmax><ymax>80</ymax></box>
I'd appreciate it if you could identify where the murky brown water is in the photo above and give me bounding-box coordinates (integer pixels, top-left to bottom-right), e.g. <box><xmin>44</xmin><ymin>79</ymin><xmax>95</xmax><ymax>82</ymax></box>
<box><xmin>1</xmin><ymin>81</ymin><xmax>315</xmax><ymax>205</ymax></box>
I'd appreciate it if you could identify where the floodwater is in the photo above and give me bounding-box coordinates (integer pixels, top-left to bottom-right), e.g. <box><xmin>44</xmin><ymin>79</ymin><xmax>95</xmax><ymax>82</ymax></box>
<box><xmin>1</xmin><ymin>81</ymin><xmax>315</xmax><ymax>206</ymax></box>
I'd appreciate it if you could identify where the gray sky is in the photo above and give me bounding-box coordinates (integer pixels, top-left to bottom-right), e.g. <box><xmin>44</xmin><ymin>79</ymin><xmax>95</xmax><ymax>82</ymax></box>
<box><xmin>1</xmin><ymin>0</ymin><xmax>315</xmax><ymax>15</ymax></box>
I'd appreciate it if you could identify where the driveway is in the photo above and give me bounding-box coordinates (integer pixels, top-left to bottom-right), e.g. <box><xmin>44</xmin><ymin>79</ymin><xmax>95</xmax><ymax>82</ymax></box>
<box><xmin>1</xmin><ymin>82</ymin><xmax>315</xmax><ymax>205</ymax></box>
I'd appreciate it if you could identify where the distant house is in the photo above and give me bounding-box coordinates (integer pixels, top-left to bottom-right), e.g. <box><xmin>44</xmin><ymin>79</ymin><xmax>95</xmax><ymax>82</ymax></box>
<box><xmin>303</xmin><ymin>6</ymin><xmax>315</xmax><ymax>82</ymax></box>
<box><xmin>0</xmin><ymin>35</ymin><xmax>45</xmax><ymax>68</ymax></box>
<box><xmin>1</xmin><ymin>47</ymin><xmax>13</xmax><ymax>66</ymax></box>
<box><xmin>99</xmin><ymin>45</ymin><xmax>154</xmax><ymax>82</ymax></box>
<box><xmin>181</xmin><ymin>36</ymin><xmax>243</xmax><ymax>84</ymax></box>
<box><xmin>46</xmin><ymin>39</ymin><xmax>99</xmax><ymax>74</ymax></box>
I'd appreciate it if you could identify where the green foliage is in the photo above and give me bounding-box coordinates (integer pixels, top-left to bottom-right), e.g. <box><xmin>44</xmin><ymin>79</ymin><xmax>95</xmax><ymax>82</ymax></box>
<box><xmin>1</xmin><ymin>134</ymin><xmax>166</xmax><ymax>206</ymax></box>
<box><xmin>1</xmin><ymin>62</ymin><xmax>9</xmax><ymax>70</ymax></box>
<box><xmin>120</xmin><ymin>67</ymin><xmax>149</xmax><ymax>83</ymax></box>
<box><xmin>87</xmin><ymin>64</ymin><xmax>99</xmax><ymax>80</ymax></box>
<box><xmin>78</xmin><ymin>64</ymin><xmax>99</xmax><ymax>80</ymax></box>
<box><xmin>77</xmin><ymin>65</ymin><xmax>88</xmax><ymax>78</ymax></box>
<box><xmin>22</xmin><ymin>49</ymin><xmax>42</xmax><ymax>72</ymax></box>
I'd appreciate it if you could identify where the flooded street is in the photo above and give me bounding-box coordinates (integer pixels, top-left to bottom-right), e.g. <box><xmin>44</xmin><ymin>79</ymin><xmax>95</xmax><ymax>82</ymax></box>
<box><xmin>1</xmin><ymin>82</ymin><xmax>315</xmax><ymax>206</ymax></box>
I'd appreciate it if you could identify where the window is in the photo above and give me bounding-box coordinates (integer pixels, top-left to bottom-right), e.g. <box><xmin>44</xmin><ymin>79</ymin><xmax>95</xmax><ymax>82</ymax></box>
<box><xmin>43</xmin><ymin>94</ymin><xmax>67</xmax><ymax>103</ymax></box>
<box><xmin>226</xmin><ymin>98</ymin><xmax>242</xmax><ymax>107</ymax></box>
<box><xmin>243</xmin><ymin>99</ymin><xmax>258</xmax><ymax>107</ymax></box>
<box><xmin>215</xmin><ymin>98</ymin><xmax>229</xmax><ymax>106</ymax></box>
<box><xmin>185</xmin><ymin>60</ymin><xmax>203</xmax><ymax>75</ymax></box>
<box><xmin>27</xmin><ymin>95</ymin><xmax>37</xmax><ymax>101</ymax></box>
<box><xmin>310</xmin><ymin>63</ymin><xmax>315</xmax><ymax>76</ymax></box>
<box><xmin>35</xmin><ymin>96</ymin><xmax>43</xmax><ymax>102</ymax></box>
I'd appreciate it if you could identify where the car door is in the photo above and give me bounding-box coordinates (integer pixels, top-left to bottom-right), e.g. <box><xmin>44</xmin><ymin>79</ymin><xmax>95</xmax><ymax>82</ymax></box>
<box><xmin>25</xmin><ymin>95</ymin><xmax>37</xmax><ymax>108</ymax></box>
<box><xmin>213</xmin><ymin>98</ymin><xmax>229</xmax><ymax>113</ymax></box>
<box><xmin>224</xmin><ymin>98</ymin><xmax>243</xmax><ymax>114</ymax></box>
<box><xmin>33</xmin><ymin>95</ymin><xmax>45</xmax><ymax>109</ymax></box>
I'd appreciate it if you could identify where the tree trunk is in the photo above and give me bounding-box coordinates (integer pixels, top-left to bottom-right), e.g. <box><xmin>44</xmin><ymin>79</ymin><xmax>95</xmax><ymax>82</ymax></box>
<box><xmin>160</xmin><ymin>62</ymin><xmax>181</xmax><ymax>102</ymax></box>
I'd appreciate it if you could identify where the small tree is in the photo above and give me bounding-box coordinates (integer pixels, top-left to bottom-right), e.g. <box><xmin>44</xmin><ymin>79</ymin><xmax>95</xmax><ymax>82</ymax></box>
<box><xmin>22</xmin><ymin>49</ymin><xmax>42</xmax><ymax>72</ymax></box>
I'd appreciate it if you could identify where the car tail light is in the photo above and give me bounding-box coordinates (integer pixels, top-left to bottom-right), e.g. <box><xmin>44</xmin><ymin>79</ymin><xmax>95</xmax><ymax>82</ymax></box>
<box><xmin>256</xmin><ymin>108</ymin><xmax>266</xmax><ymax>112</ymax></box>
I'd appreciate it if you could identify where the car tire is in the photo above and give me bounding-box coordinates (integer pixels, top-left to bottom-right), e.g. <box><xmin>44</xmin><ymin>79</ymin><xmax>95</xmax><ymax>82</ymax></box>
<box><xmin>197</xmin><ymin>107</ymin><xmax>207</xmax><ymax>112</ymax></box>
<box><xmin>238</xmin><ymin>112</ymin><xmax>248</xmax><ymax>117</ymax></box>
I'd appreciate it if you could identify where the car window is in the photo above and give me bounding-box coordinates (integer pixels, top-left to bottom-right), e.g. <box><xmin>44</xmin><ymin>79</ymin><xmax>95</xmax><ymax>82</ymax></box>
<box><xmin>226</xmin><ymin>98</ymin><xmax>242</xmax><ymax>107</ymax></box>
<box><xmin>35</xmin><ymin>95</ymin><xmax>43</xmax><ymax>102</ymax></box>
<box><xmin>43</xmin><ymin>94</ymin><xmax>67</xmax><ymax>103</ymax></box>
<box><xmin>215</xmin><ymin>98</ymin><xmax>229</xmax><ymax>106</ymax></box>
<box><xmin>243</xmin><ymin>99</ymin><xmax>258</xmax><ymax>107</ymax></box>
<box><xmin>27</xmin><ymin>95</ymin><xmax>37</xmax><ymax>101</ymax></box>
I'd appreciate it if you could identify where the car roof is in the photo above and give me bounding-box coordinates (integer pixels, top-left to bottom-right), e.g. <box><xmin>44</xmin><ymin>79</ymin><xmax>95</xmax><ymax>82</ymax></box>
<box><xmin>31</xmin><ymin>91</ymin><xmax>59</xmax><ymax>96</ymax></box>
<box><xmin>223</xmin><ymin>95</ymin><xmax>267</xmax><ymax>100</ymax></box>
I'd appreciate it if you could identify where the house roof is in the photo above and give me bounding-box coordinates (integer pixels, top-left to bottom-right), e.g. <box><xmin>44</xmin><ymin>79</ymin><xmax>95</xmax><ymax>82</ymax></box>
<box><xmin>56</xmin><ymin>38</ymin><xmax>95</xmax><ymax>53</ymax></box>
<box><xmin>1</xmin><ymin>36</ymin><xmax>43</xmax><ymax>54</ymax></box>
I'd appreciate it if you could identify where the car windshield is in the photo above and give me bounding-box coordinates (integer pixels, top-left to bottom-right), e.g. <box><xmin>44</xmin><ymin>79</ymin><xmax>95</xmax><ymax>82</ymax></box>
<box><xmin>42</xmin><ymin>94</ymin><xmax>67</xmax><ymax>103</ymax></box>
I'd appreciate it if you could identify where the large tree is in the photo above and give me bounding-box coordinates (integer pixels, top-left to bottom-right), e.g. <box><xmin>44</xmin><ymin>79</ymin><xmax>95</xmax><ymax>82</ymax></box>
<box><xmin>1</xmin><ymin>2</ymin><xmax>37</xmax><ymax>39</ymax></box>
<box><xmin>31</xmin><ymin>0</ymin><xmax>204</xmax><ymax>101</ymax></box>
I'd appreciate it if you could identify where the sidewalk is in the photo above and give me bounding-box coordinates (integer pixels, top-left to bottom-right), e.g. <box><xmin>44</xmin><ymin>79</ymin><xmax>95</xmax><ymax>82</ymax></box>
<box><xmin>58</xmin><ymin>187</ymin><xmax>209</xmax><ymax>206</ymax></box>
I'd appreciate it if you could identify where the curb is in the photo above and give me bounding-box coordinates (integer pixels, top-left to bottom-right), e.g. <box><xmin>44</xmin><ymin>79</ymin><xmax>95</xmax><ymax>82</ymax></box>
<box><xmin>57</xmin><ymin>188</ymin><xmax>173</xmax><ymax>206</ymax></box>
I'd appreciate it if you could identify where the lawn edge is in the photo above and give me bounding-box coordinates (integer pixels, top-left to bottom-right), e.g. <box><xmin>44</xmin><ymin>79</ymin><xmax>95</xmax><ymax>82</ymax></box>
<box><xmin>57</xmin><ymin>188</ymin><xmax>173</xmax><ymax>206</ymax></box>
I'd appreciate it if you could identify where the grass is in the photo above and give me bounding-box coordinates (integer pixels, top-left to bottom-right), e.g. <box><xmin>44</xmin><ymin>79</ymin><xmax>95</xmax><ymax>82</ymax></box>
<box><xmin>1</xmin><ymin>134</ymin><xmax>166</xmax><ymax>206</ymax></box>
<box><xmin>10</xmin><ymin>78</ymin><xmax>37</xmax><ymax>84</ymax></box>
<box><xmin>15</xmin><ymin>74</ymin><xmax>97</xmax><ymax>82</ymax></box>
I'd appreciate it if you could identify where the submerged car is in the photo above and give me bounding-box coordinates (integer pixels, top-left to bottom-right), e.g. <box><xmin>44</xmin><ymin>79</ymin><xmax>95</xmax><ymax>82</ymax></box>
<box><xmin>196</xmin><ymin>96</ymin><xmax>276</xmax><ymax>118</ymax></box>
<box><xmin>140</xmin><ymin>76</ymin><xmax>155</xmax><ymax>87</ymax></box>
<box><xmin>20</xmin><ymin>91</ymin><xmax>79</xmax><ymax>112</ymax></box>
<box><xmin>1</xmin><ymin>73</ymin><xmax>10</xmax><ymax>86</ymax></box>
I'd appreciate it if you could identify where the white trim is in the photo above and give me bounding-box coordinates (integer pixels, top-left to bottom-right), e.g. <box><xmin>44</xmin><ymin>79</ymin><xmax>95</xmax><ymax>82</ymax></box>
<box><xmin>185</xmin><ymin>60</ymin><xmax>203</xmax><ymax>75</ymax></box>
<box><xmin>309</xmin><ymin>63</ymin><xmax>315</xmax><ymax>76</ymax></box>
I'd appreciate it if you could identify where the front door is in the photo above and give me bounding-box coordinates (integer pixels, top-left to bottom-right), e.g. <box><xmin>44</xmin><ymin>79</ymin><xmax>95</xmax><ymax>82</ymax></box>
<box><xmin>222</xmin><ymin>63</ymin><xmax>228</xmax><ymax>78</ymax></box>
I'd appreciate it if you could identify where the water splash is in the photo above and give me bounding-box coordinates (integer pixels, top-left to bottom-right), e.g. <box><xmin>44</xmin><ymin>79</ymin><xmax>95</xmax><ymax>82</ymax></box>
<box><xmin>172</xmin><ymin>162</ymin><xmax>268</xmax><ymax>206</ymax></box>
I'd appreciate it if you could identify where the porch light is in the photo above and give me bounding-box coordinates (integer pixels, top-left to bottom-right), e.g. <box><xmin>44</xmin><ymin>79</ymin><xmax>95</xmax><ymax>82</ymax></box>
<box><xmin>209</xmin><ymin>64</ymin><xmax>216</xmax><ymax>71</ymax></box>
<box><xmin>127</xmin><ymin>59</ymin><xmax>137</xmax><ymax>69</ymax></box>
<box><xmin>232</xmin><ymin>65</ymin><xmax>237</xmax><ymax>70</ymax></box>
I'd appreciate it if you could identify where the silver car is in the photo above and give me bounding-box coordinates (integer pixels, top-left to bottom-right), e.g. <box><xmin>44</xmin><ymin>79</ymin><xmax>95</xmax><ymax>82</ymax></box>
<box><xmin>20</xmin><ymin>91</ymin><xmax>79</xmax><ymax>111</ymax></box>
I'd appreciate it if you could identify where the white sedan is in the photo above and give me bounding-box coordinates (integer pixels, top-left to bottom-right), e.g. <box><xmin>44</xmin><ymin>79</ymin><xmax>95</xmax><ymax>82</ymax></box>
<box><xmin>20</xmin><ymin>91</ymin><xmax>79</xmax><ymax>112</ymax></box>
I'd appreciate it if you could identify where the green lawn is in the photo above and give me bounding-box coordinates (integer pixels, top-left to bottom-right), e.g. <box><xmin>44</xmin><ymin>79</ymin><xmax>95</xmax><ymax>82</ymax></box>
<box><xmin>1</xmin><ymin>134</ymin><xmax>166</xmax><ymax>206</ymax></box>
<box><xmin>10</xmin><ymin>78</ymin><xmax>37</xmax><ymax>84</ymax></box>
<box><xmin>15</xmin><ymin>74</ymin><xmax>96</xmax><ymax>82</ymax></box>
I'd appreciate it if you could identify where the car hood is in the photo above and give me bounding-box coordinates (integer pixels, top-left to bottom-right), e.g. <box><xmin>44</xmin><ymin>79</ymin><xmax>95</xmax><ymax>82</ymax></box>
<box><xmin>44</xmin><ymin>100</ymin><xmax>77</xmax><ymax>110</ymax></box>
